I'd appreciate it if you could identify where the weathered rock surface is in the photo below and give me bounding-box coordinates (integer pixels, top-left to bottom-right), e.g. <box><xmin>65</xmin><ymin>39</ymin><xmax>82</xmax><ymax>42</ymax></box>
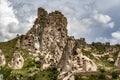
<box><xmin>58</xmin><ymin>48</ymin><xmax>97</xmax><ymax>80</ymax></box>
<box><xmin>21</xmin><ymin>8</ymin><xmax>68</xmax><ymax>69</ymax></box>
<box><xmin>115</xmin><ymin>52</ymin><xmax>120</xmax><ymax>68</ymax></box>
<box><xmin>0</xmin><ymin>7</ymin><xmax>120</xmax><ymax>80</ymax></box>
<box><xmin>17</xmin><ymin>7</ymin><xmax>97</xmax><ymax>80</ymax></box>
<box><xmin>8</xmin><ymin>51</ymin><xmax>24</xmax><ymax>69</ymax></box>
<box><xmin>0</xmin><ymin>49</ymin><xmax>6</xmax><ymax>67</ymax></box>
<box><xmin>10</xmin><ymin>7</ymin><xmax>120</xmax><ymax>80</ymax></box>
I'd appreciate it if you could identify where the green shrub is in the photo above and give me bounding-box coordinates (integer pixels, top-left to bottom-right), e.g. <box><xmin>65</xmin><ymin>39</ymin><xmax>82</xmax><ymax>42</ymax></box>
<box><xmin>75</xmin><ymin>75</ymin><xmax>84</xmax><ymax>80</ymax></box>
<box><xmin>30</xmin><ymin>67</ymin><xmax>59</xmax><ymax>80</ymax></box>
<box><xmin>98</xmin><ymin>74</ymin><xmax>107</xmax><ymax>80</ymax></box>
<box><xmin>98</xmin><ymin>67</ymin><xmax>105</xmax><ymax>73</ymax></box>
<box><xmin>0</xmin><ymin>66</ymin><xmax>12</xmax><ymax>80</ymax></box>
<box><xmin>88</xmin><ymin>75</ymin><xmax>98</xmax><ymax>80</ymax></box>
<box><xmin>111</xmin><ymin>71</ymin><xmax>119</xmax><ymax>79</ymax></box>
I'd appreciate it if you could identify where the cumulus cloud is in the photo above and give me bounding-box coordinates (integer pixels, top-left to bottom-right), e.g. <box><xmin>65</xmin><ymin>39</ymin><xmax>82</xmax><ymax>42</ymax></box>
<box><xmin>3</xmin><ymin>0</ymin><xmax>94</xmax><ymax>41</ymax></box>
<box><xmin>95</xmin><ymin>37</ymin><xmax>110</xmax><ymax>43</ymax></box>
<box><xmin>0</xmin><ymin>0</ymin><xmax>120</xmax><ymax>44</ymax></box>
<box><xmin>94</xmin><ymin>14</ymin><xmax>111</xmax><ymax>24</ymax></box>
<box><xmin>96</xmin><ymin>30</ymin><xmax>120</xmax><ymax>44</ymax></box>
<box><xmin>68</xmin><ymin>17</ymin><xmax>93</xmax><ymax>38</ymax></box>
<box><xmin>96</xmin><ymin>37</ymin><xmax>120</xmax><ymax>45</ymax></box>
<box><xmin>112</xmin><ymin>31</ymin><xmax>120</xmax><ymax>39</ymax></box>
<box><xmin>0</xmin><ymin>0</ymin><xmax>36</xmax><ymax>41</ymax></box>
<box><xmin>92</xmin><ymin>10</ymin><xmax>114</xmax><ymax>28</ymax></box>
<box><xmin>0</xmin><ymin>0</ymin><xmax>19</xmax><ymax>41</ymax></box>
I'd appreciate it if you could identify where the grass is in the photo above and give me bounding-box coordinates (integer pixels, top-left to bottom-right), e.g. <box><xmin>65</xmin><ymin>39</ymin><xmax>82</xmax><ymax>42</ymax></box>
<box><xmin>82</xmin><ymin>50</ymin><xmax>98</xmax><ymax>62</ymax></box>
<box><xmin>99</xmin><ymin>56</ymin><xmax>115</xmax><ymax>70</ymax></box>
<box><xmin>90</xmin><ymin>44</ymin><xmax>105</xmax><ymax>54</ymax></box>
<box><xmin>0</xmin><ymin>35</ymin><xmax>119</xmax><ymax>80</ymax></box>
<box><xmin>0</xmin><ymin>37</ymin><xmax>19</xmax><ymax>63</ymax></box>
<box><xmin>30</xmin><ymin>68</ymin><xmax>59</xmax><ymax>80</ymax></box>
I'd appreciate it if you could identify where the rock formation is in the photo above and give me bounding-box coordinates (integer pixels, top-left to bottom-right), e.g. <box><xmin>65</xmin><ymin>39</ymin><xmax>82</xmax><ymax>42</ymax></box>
<box><xmin>0</xmin><ymin>49</ymin><xmax>6</xmax><ymax>67</ymax></box>
<box><xmin>15</xmin><ymin>38</ymin><xmax>21</xmax><ymax>48</ymax></box>
<box><xmin>18</xmin><ymin>7</ymin><xmax>97</xmax><ymax>80</ymax></box>
<box><xmin>82</xmin><ymin>56</ymin><xmax>97</xmax><ymax>71</ymax></box>
<box><xmin>57</xmin><ymin>48</ymin><xmax>97</xmax><ymax>80</ymax></box>
<box><xmin>115</xmin><ymin>52</ymin><xmax>120</xmax><ymax>68</ymax></box>
<box><xmin>0</xmin><ymin>7</ymin><xmax>120</xmax><ymax>80</ymax></box>
<box><xmin>21</xmin><ymin>7</ymin><xmax>68</xmax><ymax>69</ymax></box>
<box><xmin>8</xmin><ymin>51</ymin><xmax>24</xmax><ymax>69</ymax></box>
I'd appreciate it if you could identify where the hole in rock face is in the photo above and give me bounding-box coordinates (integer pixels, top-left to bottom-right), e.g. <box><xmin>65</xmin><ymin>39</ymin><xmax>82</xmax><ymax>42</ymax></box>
<box><xmin>25</xmin><ymin>37</ymin><xmax>28</xmax><ymax>39</ymax></box>
<box><xmin>82</xmin><ymin>57</ymin><xmax>85</xmax><ymax>60</ymax></box>
<box><xmin>35</xmin><ymin>48</ymin><xmax>37</xmax><ymax>50</ymax></box>
<box><xmin>50</xmin><ymin>59</ymin><xmax>54</xmax><ymax>62</ymax></box>
<box><xmin>19</xmin><ymin>59</ymin><xmax>22</xmax><ymax>62</ymax></box>
<box><xmin>47</xmin><ymin>22</ymin><xmax>49</xmax><ymax>24</ymax></box>
<box><xmin>17</xmin><ymin>61</ymin><xmax>19</xmax><ymax>64</ymax></box>
<box><xmin>58</xmin><ymin>28</ymin><xmax>61</xmax><ymax>31</ymax></box>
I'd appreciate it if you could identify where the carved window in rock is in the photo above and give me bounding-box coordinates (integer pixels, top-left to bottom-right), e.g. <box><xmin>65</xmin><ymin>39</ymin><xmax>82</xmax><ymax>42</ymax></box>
<box><xmin>77</xmin><ymin>57</ymin><xmax>80</xmax><ymax>60</ymax></box>
<box><xmin>50</xmin><ymin>59</ymin><xmax>54</xmax><ymax>62</ymax></box>
<box><xmin>28</xmin><ymin>41</ymin><xmax>32</xmax><ymax>44</ymax></box>
<box><xmin>58</xmin><ymin>28</ymin><xmax>61</xmax><ymax>31</ymax></box>
<box><xmin>19</xmin><ymin>59</ymin><xmax>22</xmax><ymax>62</ymax></box>
<box><xmin>47</xmin><ymin>21</ymin><xmax>49</xmax><ymax>25</ymax></box>
<box><xmin>25</xmin><ymin>37</ymin><xmax>28</xmax><ymax>40</ymax></box>
<box><xmin>17</xmin><ymin>61</ymin><xmax>19</xmax><ymax>65</ymax></box>
<box><xmin>47</xmin><ymin>37</ymin><xmax>49</xmax><ymax>40</ymax></box>
<box><xmin>28</xmin><ymin>44</ymin><xmax>31</xmax><ymax>46</ymax></box>
<box><xmin>35</xmin><ymin>48</ymin><xmax>38</xmax><ymax>50</ymax></box>
<box><xmin>13</xmin><ymin>58</ymin><xmax>15</xmax><ymax>61</ymax></box>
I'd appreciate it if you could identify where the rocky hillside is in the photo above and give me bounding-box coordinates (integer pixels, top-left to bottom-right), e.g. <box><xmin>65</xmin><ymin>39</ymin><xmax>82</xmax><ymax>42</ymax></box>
<box><xmin>0</xmin><ymin>7</ymin><xmax>120</xmax><ymax>80</ymax></box>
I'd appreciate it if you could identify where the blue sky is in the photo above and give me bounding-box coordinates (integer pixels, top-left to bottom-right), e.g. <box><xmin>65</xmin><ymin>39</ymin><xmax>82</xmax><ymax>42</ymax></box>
<box><xmin>0</xmin><ymin>0</ymin><xmax>120</xmax><ymax>44</ymax></box>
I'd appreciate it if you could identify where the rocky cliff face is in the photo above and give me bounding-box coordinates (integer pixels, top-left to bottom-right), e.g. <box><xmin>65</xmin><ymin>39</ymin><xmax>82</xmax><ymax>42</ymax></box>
<box><xmin>21</xmin><ymin>8</ymin><xmax>68</xmax><ymax>69</ymax></box>
<box><xmin>19</xmin><ymin>7</ymin><xmax>97</xmax><ymax>80</ymax></box>
<box><xmin>20</xmin><ymin>7</ymin><xmax>95</xmax><ymax>71</ymax></box>
<box><xmin>0</xmin><ymin>7</ymin><xmax>120</xmax><ymax>80</ymax></box>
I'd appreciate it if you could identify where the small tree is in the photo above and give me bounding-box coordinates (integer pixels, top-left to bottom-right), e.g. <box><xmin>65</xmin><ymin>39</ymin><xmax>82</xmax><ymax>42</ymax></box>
<box><xmin>98</xmin><ymin>67</ymin><xmax>105</xmax><ymax>73</ymax></box>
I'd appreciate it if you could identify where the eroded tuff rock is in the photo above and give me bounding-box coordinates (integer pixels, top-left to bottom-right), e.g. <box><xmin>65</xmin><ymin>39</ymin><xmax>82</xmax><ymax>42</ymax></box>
<box><xmin>8</xmin><ymin>51</ymin><xmax>24</xmax><ymax>69</ymax></box>
<box><xmin>18</xmin><ymin>7</ymin><xmax>96</xmax><ymax>80</ymax></box>
<box><xmin>0</xmin><ymin>49</ymin><xmax>6</xmax><ymax>67</ymax></box>
<box><xmin>115</xmin><ymin>52</ymin><xmax>120</xmax><ymax>68</ymax></box>
<box><xmin>58</xmin><ymin>48</ymin><xmax>97</xmax><ymax>80</ymax></box>
<box><xmin>21</xmin><ymin>7</ymin><xmax>68</xmax><ymax>68</ymax></box>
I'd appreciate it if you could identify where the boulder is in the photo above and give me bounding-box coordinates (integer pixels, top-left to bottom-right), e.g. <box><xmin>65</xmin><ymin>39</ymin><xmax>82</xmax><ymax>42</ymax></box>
<box><xmin>8</xmin><ymin>51</ymin><xmax>24</xmax><ymax>69</ymax></box>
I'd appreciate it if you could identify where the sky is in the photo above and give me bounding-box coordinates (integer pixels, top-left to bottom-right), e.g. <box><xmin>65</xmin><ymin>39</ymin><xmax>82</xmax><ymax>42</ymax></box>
<box><xmin>0</xmin><ymin>0</ymin><xmax>120</xmax><ymax>44</ymax></box>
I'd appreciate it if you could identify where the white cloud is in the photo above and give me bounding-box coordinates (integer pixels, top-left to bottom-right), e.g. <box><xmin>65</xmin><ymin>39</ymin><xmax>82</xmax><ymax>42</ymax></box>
<box><xmin>95</xmin><ymin>37</ymin><xmax>110</xmax><ymax>43</ymax></box>
<box><xmin>68</xmin><ymin>17</ymin><xmax>93</xmax><ymax>38</ymax></box>
<box><xmin>0</xmin><ymin>0</ymin><xmax>19</xmax><ymax>41</ymax></box>
<box><xmin>0</xmin><ymin>0</ymin><xmax>119</xmax><ymax>44</ymax></box>
<box><xmin>108</xmin><ymin>22</ymin><xmax>114</xmax><ymax>28</ymax></box>
<box><xmin>96</xmin><ymin>30</ymin><xmax>120</xmax><ymax>44</ymax></box>
<box><xmin>112</xmin><ymin>31</ymin><xmax>120</xmax><ymax>39</ymax></box>
<box><xmin>93</xmin><ymin>14</ymin><xmax>111</xmax><ymax>24</ymax></box>
<box><xmin>0</xmin><ymin>0</ymin><xmax>18</xmax><ymax>26</ymax></box>
<box><xmin>95</xmin><ymin>0</ymin><xmax>120</xmax><ymax>11</ymax></box>
<box><xmin>92</xmin><ymin>11</ymin><xmax>114</xmax><ymax>28</ymax></box>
